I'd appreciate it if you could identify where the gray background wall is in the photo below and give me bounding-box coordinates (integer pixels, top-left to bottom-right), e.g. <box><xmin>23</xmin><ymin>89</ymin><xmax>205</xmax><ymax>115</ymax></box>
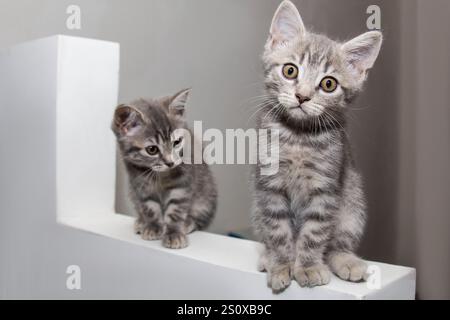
<box><xmin>0</xmin><ymin>0</ymin><xmax>449</xmax><ymax>299</ymax></box>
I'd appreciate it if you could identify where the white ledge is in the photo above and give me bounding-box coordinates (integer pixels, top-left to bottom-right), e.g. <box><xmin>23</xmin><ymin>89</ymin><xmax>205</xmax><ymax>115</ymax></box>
<box><xmin>59</xmin><ymin>214</ymin><xmax>416</xmax><ymax>299</ymax></box>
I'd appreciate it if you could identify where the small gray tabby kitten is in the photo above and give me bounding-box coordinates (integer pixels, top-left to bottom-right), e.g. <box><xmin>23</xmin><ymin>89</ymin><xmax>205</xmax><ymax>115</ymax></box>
<box><xmin>112</xmin><ymin>89</ymin><xmax>217</xmax><ymax>249</ymax></box>
<box><xmin>253</xmin><ymin>1</ymin><xmax>382</xmax><ymax>292</ymax></box>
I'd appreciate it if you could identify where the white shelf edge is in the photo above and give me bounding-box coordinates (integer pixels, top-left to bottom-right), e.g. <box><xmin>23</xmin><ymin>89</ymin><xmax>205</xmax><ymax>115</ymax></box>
<box><xmin>58</xmin><ymin>213</ymin><xmax>416</xmax><ymax>299</ymax></box>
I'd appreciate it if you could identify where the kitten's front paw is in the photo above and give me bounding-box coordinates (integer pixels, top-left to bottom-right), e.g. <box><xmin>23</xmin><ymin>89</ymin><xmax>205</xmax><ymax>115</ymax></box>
<box><xmin>162</xmin><ymin>232</ymin><xmax>188</xmax><ymax>249</ymax></box>
<box><xmin>294</xmin><ymin>263</ymin><xmax>331</xmax><ymax>288</ymax></box>
<box><xmin>140</xmin><ymin>223</ymin><xmax>165</xmax><ymax>241</ymax></box>
<box><xmin>328</xmin><ymin>252</ymin><xmax>368</xmax><ymax>282</ymax></box>
<box><xmin>134</xmin><ymin>219</ymin><xmax>146</xmax><ymax>234</ymax></box>
<box><xmin>267</xmin><ymin>266</ymin><xmax>291</xmax><ymax>293</ymax></box>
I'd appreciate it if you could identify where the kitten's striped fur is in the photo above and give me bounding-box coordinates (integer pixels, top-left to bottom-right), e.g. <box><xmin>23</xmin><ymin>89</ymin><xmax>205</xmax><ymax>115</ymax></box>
<box><xmin>112</xmin><ymin>89</ymin><xmax>217</xmax><ymax>249</ymax></box>
<box><xmin>252</xmin><ymin>1</ymin><xmax>382</xmax><ymax>291</ymax></box>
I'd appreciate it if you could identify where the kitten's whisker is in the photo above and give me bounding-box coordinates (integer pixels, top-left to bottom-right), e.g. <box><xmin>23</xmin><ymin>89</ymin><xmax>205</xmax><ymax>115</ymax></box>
<box><xmin>263</xmin><ymin>103</ymin><xmax>283</xmax><ymax>121</ymax></box>
<box><xmin>241</xmin><ymin>94</ymin><xmax>275</xmax><ymax>107</ymax></box>
<box><xmin>309</xmin><ymin>103</ymin><xmax>346</xmax><ymax>135</ymax></box>
<box><xmin>136</xmin><ymin>168</ymin><xmax>152</xmax><ymax>179</ymax></box>
<box><xmin>322</xmin><ymin>113</ymin><xmax>343</xmax><ymax>145</ymax></box>
<box><xmin>246</xmin><ymin>100</ymin><xmax>275</xmax><ymax>125</ymax></box>
<box><xmin>245</xmin><ymin>98</ymin><xmax>278</xmax><ymax>112</ymax></box>
<box><xmin>272</xmin><ymin>103</ymin><xmax>285</xmax><ymax>120</ymax></box>
<box><xmin>321</xmin><ymin>110</ymin><xmax>349</xmax><ymax>142</ymax></box>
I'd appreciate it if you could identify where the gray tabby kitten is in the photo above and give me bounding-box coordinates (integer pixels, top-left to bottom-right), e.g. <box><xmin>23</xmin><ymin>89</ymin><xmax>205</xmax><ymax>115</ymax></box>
<box><xmin>112</xmin><ymin>89</ymin><xmax>217</xmax><ymax>249</ymax></box>
<box><xmin>253</xmin><ymin>1</ymin><xmax>382</xmax><ymax>292</ymax></box>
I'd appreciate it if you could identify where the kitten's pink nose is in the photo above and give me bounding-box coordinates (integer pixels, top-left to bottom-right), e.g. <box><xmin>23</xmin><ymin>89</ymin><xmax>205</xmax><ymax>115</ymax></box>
<box><xmin>295</xmin><ymin>94</ymin><xmax>311</xmax><ymax>105</ymax></box>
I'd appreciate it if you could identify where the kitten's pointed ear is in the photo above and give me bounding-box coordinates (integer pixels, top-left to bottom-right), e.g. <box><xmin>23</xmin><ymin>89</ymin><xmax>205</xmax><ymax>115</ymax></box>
<box><xmin>341</xmin><ymin>31</ymin><xmax>383</xmax><ymax>81</ymax></box>
<box><xmin>267</xmin><ymin>0</ymin><xmax>305</xmax><ymax>50</ymax></box>
<box><xmin>168</xmin><ymin>88</ymin><xmax>191</xmax><ymax>119</ymax></box>
<box><xmin>112</xmin><ymin>105</ymin><xmax>144</xmax><ymax>136</ymax></box>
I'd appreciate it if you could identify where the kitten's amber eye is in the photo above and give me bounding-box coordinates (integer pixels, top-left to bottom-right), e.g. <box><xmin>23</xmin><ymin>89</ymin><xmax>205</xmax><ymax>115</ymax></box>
<box><xmin>282</xmin><ymin>63</ymin><xmax>299</xmax><ymax>80</ymax></box>
<box><xmin>146</xmin><ymin>146</ymin><xmax>159</xmax><ymax>155</ymax></box>
<box><xmin>173</xmin><ymin>137</ymin><xmax>183</xmax><ymax>147</ymax></box>
<box><xmin>320</xmin><ymin>76</ymin><xmax>338</xmax><ymax>93</ymax></box>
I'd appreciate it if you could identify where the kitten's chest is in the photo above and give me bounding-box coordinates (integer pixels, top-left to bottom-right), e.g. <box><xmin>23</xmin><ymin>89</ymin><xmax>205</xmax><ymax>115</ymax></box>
<box><xmin>131</xmin><ymin>172</ymin><xmax>181</xmax><ymax>203</ymax></box>
<box><xmin>131</xmin><ymin>175</ymin><xmax>165</xmax><ymax>201</ymax></box>
<box><xmin>279</xmin><ymin>144</ymin><xmax>317</xmax><ymax>183</ymax></box>
<box><xmin>276</xmin><ymin>142</ymin><xmax>338</xmax><ymax>199</ymax></box>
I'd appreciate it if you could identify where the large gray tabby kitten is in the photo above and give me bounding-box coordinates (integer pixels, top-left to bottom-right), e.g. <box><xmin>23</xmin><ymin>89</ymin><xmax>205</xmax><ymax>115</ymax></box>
<box><xmin>253</xmin><ymin>1</ymin><xmax>382</xmax><ymax>292</ymax></box>
<box><xmin>112</xmin><ymin>89</ymin><xmax>217</xmax><ymax>249</ymax></box>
